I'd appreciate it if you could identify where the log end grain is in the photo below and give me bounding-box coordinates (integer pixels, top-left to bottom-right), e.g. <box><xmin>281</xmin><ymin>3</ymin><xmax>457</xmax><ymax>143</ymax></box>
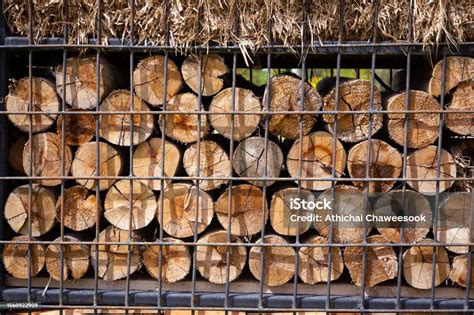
<box><xmin>2</xmin><ymin>235</ymin><xmax>45</xmax><ymax>279</ymax></box>
<box><xmin>57</xmin><ymin>185</ymin><xmax>100</xmax><ymax>231</ymax></box>
<box><xmin>445</xmin><ymin>80</ymin><xmax>474</xmax><ymax>136</ymax></box>
<box><xmin>57</xmin><ymin>109</ymin><xmax>96</xmax><ymax>146</ymax></box>
<box><xmin>45</xmin><ymin>236</ymin><xmax>90</xmax><ymax>281</ymax></box>
<box><xmin>181</xmin><ymin>54</ymin><xmax>228</xmax><ymax>96</ymax></box>
<box><xmin>449</xmin><ymin>254</ymin><xmax>474</xmax><ymax>288</ymax></box>
<box><xmin>428</xmin><ymin>56</ymin><xmax>474</xmax><ymax>97</ymax></box>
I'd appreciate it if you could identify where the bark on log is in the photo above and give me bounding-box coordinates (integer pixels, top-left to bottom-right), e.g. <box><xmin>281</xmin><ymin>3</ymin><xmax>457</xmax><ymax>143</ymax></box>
<box><xmin>344</xmin><ymin>235</ymin><xmax>398</xmax><ymax>287</ymax></box>
<box><xmin>71</xmin><ymin>141</ymin><xmax>122</xmax><ymax>191</ymax></box>
<box><xmin>99</xmin><ymin>90</ymin><xmax>154</xmax><ymax>146</ymax></box>
<box><xmin>232</xmin><ymin>137</ymin><xmax>284</xmax><ymax>187</ymax></box>
<box><xmin>157</xmin><ymin>183</ymin><xmax>214</xmax><ymax>238</ymax></box>
<box><xmin>215</xmin><ymin>184</ymin><xmax>268</xmax><ymax>237</ymax></box>
<box><xmin>56</xmin><ymin>109</ymin><xmax>96</xmax><ymax>146</ymax></box>
<box><xmin>4</xmin><ymin>183</ymin><xmax>57</xmax><ymax>237</ymax></box>
<box><xmin>2</xmin><ymin>235</ymin><xmax>45</xmax><ymax>279</ymax></box>
<box><xmin>132</xmin><ymin>137</ymin><xmax>181</xmax><ymax>191</ymax></box>
<box><xmin>322</xmin><ymin>79</ymin><xmax>383</xmax><ymax>143</ymax></box>
<box><xmin>8</xmin><ymin>136</ymin><xmax>26</xmax><ymax>173</ymax></box>
<box><xmin>375</xmin><ymin>190</ymin><xmax>432</xmax><ymax>244</ymax></box>
<box><xmin>298</xmin><ymin>236</ymin><xmax>344</xmax><ymax>284</ymax></box>
<box><xmin>402</xmin><ymin>239</ymin><xmax>450</xmax><ymax>289</ymax></box>
<box><xmin>449</xmin><ymin>254</ymin><xmax>474</xmax><ymax>288</ymax></box>
<box><xmin>56</xmin><ymin>56</ymin><xmax>118</xmax><ymax>109</ymax></box>
<box><xmin>347</xmin><ymin>139</ymin><xmax>402</xmax><ymax>193</ymax></box>
<box><xmin>45</xmin><ymin>235</ymin><xmax>90</xmax><ymax>281</ymax></box>
<box><xmin>104</xmin><ymin>179</ymin><xmax>157</xmax><ymax>231</ymax></box>
<box><xmin>263</xmin><ymin>75</ymin><xmax>322</xmax><ymax>140</ymax></box>
<box><xmin>181</xmin><ymin>54</ymin><xmax>228</xmax><ymax>96</ymax></box>
<box><xmin>386</xmin><ymin>90</ymin><xmax>441</xmax><ymax>148</ymax></box>
<box><xmin>445</xmin><ymin>80</ymin><xmax>474</xmax><ymax>136</ymax></box>
<box><xmin>406</xmin><ymin>145</ymin><xmax>456</xmax><ymax>194</ymax></box>
<box><xmin>196</xmin><ymin>230</ymin><xmax>247</xmax><ymax>284</ymax></box>
<box><xmin>57</xmin><ymin>185</ymin><xmax>100</xmax><ymax>232</ymax></box>
<box><xmin>133</xmin><ymin>55</ymin><xmax>184</xmax><ymax>106</ymax></box>
<box><xmin>428</xmin><ymin>56</ymin><xmax>474</xmax><ymax>97</ymax></box>
<box><xmin>287</xmin><ymin>131</ymin><xmax>347</xmax><ymax>191</ymax></box>
<box><xmin>183</xmin><ymin>140</ymin><xmax>231</xmax><ymax>191</ymax></box>
<box><xmin>209</xmin><ymin>87</ymin><xmax>261</xmax><ymax>141</ymax></box>
<box><xmin>6</xmin><ymin>77</ymin><xmax>59</xmax><ymax>133</ymax></box>
<box><xmin>23</xmin><ymin>132</ymin><xmax>72</xmax><ymax>187</ymax></box>
<box><xmin>142</xmin><ymin>237</ymin><xmax>191</xmax><ymax>283</ymax></box>
<box><xmin>160</xmin><ymin>92</ymin><xmax>209</xmax><ymax>143</ymax></box>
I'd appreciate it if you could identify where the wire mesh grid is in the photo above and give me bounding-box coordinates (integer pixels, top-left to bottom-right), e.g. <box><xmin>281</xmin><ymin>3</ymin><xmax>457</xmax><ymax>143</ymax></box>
<box><xmin>0</xmin><ymin>0</ymin><xmax>473</xmax><ymax>313</ymax></box>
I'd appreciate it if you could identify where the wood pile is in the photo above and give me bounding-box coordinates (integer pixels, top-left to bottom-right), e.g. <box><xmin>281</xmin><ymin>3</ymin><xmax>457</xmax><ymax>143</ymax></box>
<box><xmin>2</xmin><ymin>54</ymin><xmax>473</xmax><ymax>291</ymax></box>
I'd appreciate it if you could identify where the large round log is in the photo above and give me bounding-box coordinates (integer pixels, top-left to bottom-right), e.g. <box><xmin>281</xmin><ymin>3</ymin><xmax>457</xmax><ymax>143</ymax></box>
<box><xmin>450</xmin><ymin>254</ymin><xmax>474</xmax><ymax>288</ymax></box>
<box><xmin>57</xmin><ymin>185</ymin><xmax>100</xmax><ymax>231</ymax></box>
<box><xmin>2</xmin><ymin>235</ymin><xmax>45</xmax><ymax>279</ymax></box>
<box><xmin>445</xmin><ymin>80</ymin><xmax>473</xmax><ymax>136</ymax></box>
<box><xmin>56</xmin><ymin>109</ymin><xmax>96</xmax><ymax>146</ymax></box>
<box><xmin>181</xmin><ymin>54</ymin><xmax>228</xmax><ymax>96</ymax></box>
<box><xmin>45</xmin><ymin>235</ymin><xmax>90</xmax><ymax>281</ymax></box>
<box><xmin>428</xmin><ymin>56</ymin><xmax>474</xmax><ymax>97</ymax></box>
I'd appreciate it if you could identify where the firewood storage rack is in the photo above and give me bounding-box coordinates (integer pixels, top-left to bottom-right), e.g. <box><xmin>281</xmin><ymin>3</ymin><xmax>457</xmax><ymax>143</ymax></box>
<box><xmin>0</xmin><ymin>0</ymin><xmax>473</xmax><ymax>313</ymax></box>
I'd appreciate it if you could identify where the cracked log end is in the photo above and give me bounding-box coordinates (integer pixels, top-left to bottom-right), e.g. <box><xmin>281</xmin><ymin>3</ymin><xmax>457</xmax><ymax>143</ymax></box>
<box><xmin>57</xmin><ymin>109</ymin><xmax>96</xmax><ymax>146</ymax></box>
<box><xmin>428</xmin><ymin>56</ymin><xmax>474</xmax><ymax>97</ymax></box>
<box><xmin>57</xmin><ymin>185</ymin><xmax>100</xmax><ymax>231</ymax></box>
<box><xmin>45</xmin><ymin>235</ymin><xmax>90</xmax><ymax>281</ymax></box>
<box><xmin>181</xmin><ymin>54</ymin><xmax>228</xmax><ymax>96</ymax></box>
<box><xmin>3</xmin><ymin>235</ymin><xmax>45</xmax><ymax>279</ymax></box>
<box><xmin>445</xmin><ymin>80</ymin><xmax>474</xmax><ymax>136</ymax></box>
<box><xmin>270</xmin><ymin>187</ymin><xmax>312</xmax><ymax>236</ymax></box>
<box><xmin>450</xmin><ymin>254</ymin><xmax>474</xmax><ymax>288</ymax></box>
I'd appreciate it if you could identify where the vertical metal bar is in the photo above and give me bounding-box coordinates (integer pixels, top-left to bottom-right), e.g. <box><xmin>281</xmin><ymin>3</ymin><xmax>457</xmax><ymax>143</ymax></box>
<box><xmin>465</xmin><ymin>190</ymin><xmax>474</xmax><ymax>309</ymax></box>
<box><xmin>0</xmin><ymin>0</ymin><xmax>6</xmax><ymax>290</ymax></box>
<box><xmin>27</xmin><ymin>0</ymin><xmax>33</xmax><ymax>307</ymax></box>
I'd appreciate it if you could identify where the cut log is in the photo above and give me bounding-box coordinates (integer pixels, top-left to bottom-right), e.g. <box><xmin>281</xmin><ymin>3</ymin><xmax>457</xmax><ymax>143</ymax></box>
<box><xmin>436</xmin><ymin>192</ymin><xmax>471</xmax><ymax>254</ymax></box>
<box><xmin>347</xmin><ymin>139</ymin><xmax>402</xmax><ymax>193</ymax></box>
<box><xmin>71</xmin><ymin>141</ymin><xmax>122</xmax><ymax>191</ymax></box>
<box><xmin>2</xmin><ymin>235</ymin><xmax>45</xmax><ymax>279</ymax></box>
<box><xmin>56</xmin><ymin>109</ymin><xmax>96</xmax><ymax>146</ymax></box>
<box><xmin>8</xmin><ymin>136</ymin><xmax>26</xmax><ymax>173</ymax></box>
<box><xmin>215</xmin><ymin>184</ymin><xmax>268</xmax><ymax>237</ymax></box>
<box><xmin>406</xmin><ymin>145</ymin><xmax>456</xmax><ymax>194</ymax></box>
<box><xmin>6</xmin><ymin>77</ymin><xmax>60</xmax><ymax>133</ymax></box>
<box><xmin>232</xmin><ymin>137</ymin><xmax>284</xmax><ymax>187</ymax></box>
<box><xmin>386</xmin><ymin>90</ymin><xmax>441</xmax><ymax>148</ymax></box>
<box><xmin>322</xmin><ymin>79</ymin><xmax>383</xmax><ymax>143</ymax></box>
<box><xmin>298</xmin><ymin>236</ymin><xmax>344</xmax><ymax>284</ymax></box>
<box><xmin>375</xmin><ymin>190</ymin><xmax>432</xmax><ymax>244</ymax></box>
<box><xmin>57</xmin><ymin>185</ymin><xmax>100</xmax><ymax>231</ymax></box>
<box><xmin>142</xmin><ymin>237</ymin><xmax>191</xmax><ymax>283</ymax></box>
<box><xmin>445</xmin><ymin>80</ymin><xmax>474</xmax><ymax>136</ymax></box>
<box><xmin>269</xmin><ymin>187</ymin><xmax>313</xmax><ymax>236</ymax></box>
<box><xmin>23</xmin><ymin>132</ymin><xmax>72</xmax><ymax>187</ymax></box>
<box><xmin>99</xmin><ymin>90</ymin><xmax>154</xmax><ymax>146</ymax></box>
<box><xmin>132</xmin><ymin>137</ymin><xmax>181</xmax><ymax>191</ymax></box>
<box><xmin>45</xmin><ymin>235</ymin><xmax>90</xmax><ymax>281</ymax></box>
<box><xmin>315</xmin><ymin>185</ymin><xmax>369</xmax><ymax>244</ymax></box>
<box><xmin>4</xmin><ymin>183</ymin><xmax>57</xmax><ymax>237</ymax></box>
<box><xmin>90</xmin><ymin>225</ymin><xmax>141</xmax><ymax>281</ymax></box>
<box><xmin>402</xmin><ymin>239</ymin><xmax>450</xmax><ymax>289</ymax></box>
<box><xmin>182</xmin><ymin>140</ymin><xmax>231</xmax><ymax>191</ymax></box>
<box><xmin>344</xmin><ymin>235</ymin><xmax>398</xmax><ymax>287</ymax></box>
<box><xmin>157</xmin><ymin>183</ymin><xmax>214</xmax><ymax>239</ymax></box>
<box><xmin>133</xmin><ymin>55</ymin><xmax>184</xmax><ymax>106</ymax></box>
<box><xmin>449</xmin><ymin>254</ymin><xmax>474</xmax><ymax>288</ymax></box>
<box><xmin>209</xmin><ymin>87</ymin><xmax>261</xmax><ymax>141</ymax></box>
<box><xmin>428</xmin><ymin>56</ymin><xmax>474</xmax><ymax>97</ymax></box>
<box><xmin>248</xmin><ymin>234</ymin><xmax>295</xmax><ymax>287</ymax></box>
<box><xmin>181</xmin><ymin>54</ymin><xmax>228</xmax><ymax>96</ymax></box>
<box><xmin>287</xmin><ymin>131</ymin><xmax>346</xmax><ymax>191</ymax></box>
<box><xmin>263</xmin><ymin>75</ymin><xmax>322</xmax><ymax>140</ymax></box>
<box><xmin>56</xmin><ymin>56</ymin><xmax>118</xmax><ymax>109</ymax></box>
<box><xmin>196</xmin><ymin>230</ymin><xmax>247</xmax><ymax>284</ymax></box>
<box><xmin>160</xmin><ymin>92</ymin><xmax>209</xmax><ymax>143</ymax></box>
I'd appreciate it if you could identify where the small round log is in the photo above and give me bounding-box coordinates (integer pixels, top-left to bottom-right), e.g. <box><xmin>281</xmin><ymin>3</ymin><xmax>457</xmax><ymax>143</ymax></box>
<box><xmin>45</xmin><ymin>235</ymin><xmax>90</xmax><ymax>281</ymax></box>
<box><xmin>183</xmin><ymin>140</ymin><xmax>231</xmax><ymax>191</ymax></box>
<box><xmin>6</xmin><ymin>77</ymin><xmax>59</xmax><ymax>133</ymax></box>
<box><xmin>57</xmin><ymin>185</ymin><xmax>100</xmax><ymax>232</ymax></box>
<box><xmin>23</xmin><ymin>132</ymin><xmax>73</xmax><ymax>187</ymax></box>
<box><xmin>4</xmin><ymin>183</ymin><xmax>57</xmax><ymax>237</ymax></box>
<box><xmin>450</xmin><ymin>254</ymin><xmax>474</xmax><ymax>288</ymax></box>
<box><xmin>8</xmin><ymin>136</ymin><xmax>26</xmax><ymax>173</ymax></box>
<box><xmin>133</xmin><ymin>55</ymin><xmax>184</xmax><ymax>106</ymax></box>
<box><xmin>386</xmin><ymin>90</ymin><xmax>441</xmax><ymax>148</ymax></box>
<box><xmin>402</xmin><ymin>239</ymin><xmax>450</xmax><ymax>289</ymax></box>
<box><xmin>249</xmin><ymin>234</ymin><xmax>296</xmax><ymax>287</ymax></box>
<box><xmin>56</xmin><ymin>109</ymin><xmax>96</xmax><ymax>146</ymax></box>
<box><xmin>406</xmin><ymin>145</ymin><xmax>456</xmax><ymax>194</ymax></box>
<box><xmin>298</xmin><ymin>236</ymin><xmax>344</xmax><ymax>284</ymax></box>
<box><xmin>196</xmin><ymin>230</ymin><xmax>247</xmax><ymax>284</ymax></box>
<box><xmin>71</xmin><ymin>141</ymin><xmax>122</xmax><ymax>191</ymax></box>
<box><xmin>232</xmin><ymin>137</ymin><xmax>284</xmax><ymax>187</ymax></box>
<box><xmin>142</xmin><ymin>237</ymin><xmax>191</xmax><ymax>283</ymax></box>
<box><xmin>99</xmin><ymin>90</ymin><xmax>154</xmax><ymax>146</ymax></box>
<box><xmin>263</xmin><ymin>75</ymin><xmax>322</xmax><ymax>140</ymax></box>
<box><xmin>2</xmin><ymin>235</ymin><xmax>45</xmax><ymax>279</ymax></box>
<box><xmin>132</xmin><ymin>137</ymin><xmax>181</xmax><ymax>191</ymax></box>
<box><xmin>157</xmin><ymin>183</ymin><xmax>214</xmax><ymax>238</ymax></box>
<box><xmin>344</xmin><ymin>235</ymin><xmax>398</xmax><ymax>287</ymax></box>
<box><xmin>287</xmin><ymin>131</ymin><xmax>346</xmax><ymax>191</ymax></box>
<box><xmin>428</xmin><ymin>56</ymin><xmax>474</xmax><ymax>97</ymax></box>
<box><xmin>209</xmin><ymin>87</ymin><xmax>261</xmax><ymax>141</ymax></box>
<box><xmin>347</xmin><ymin>139</ymin><xmax>402</xmax><ymax>193</ymax></box>
<box><xmin>215</xmin><ymin>184</ymin><xmax>268</xmax><ymax>237</ymax></box>
<box><xmin>181</xmin><ymin>54</ymin><xmax>228</xmax><ymax>96</ymax></box>
<box><xmin>445</xmin><ymin>80</ymin><xmax>473</xmax><ymax>136</ymax></box>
